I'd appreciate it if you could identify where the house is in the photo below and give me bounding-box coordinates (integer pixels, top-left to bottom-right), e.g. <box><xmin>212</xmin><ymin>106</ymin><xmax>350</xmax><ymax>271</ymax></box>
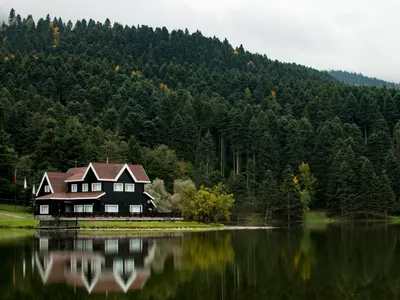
<box><xmin>35</xmin><ymin>163</ymin><xmax>156</xmax><ymax>216</ymax></box>
<box><xmin>34</xmin><ymin>237</ymin><xmax>157</xmax><ymax>294</ymax></box>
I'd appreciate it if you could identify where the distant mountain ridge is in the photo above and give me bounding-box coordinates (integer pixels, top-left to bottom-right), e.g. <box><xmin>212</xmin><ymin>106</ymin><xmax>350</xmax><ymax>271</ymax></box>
<box><xmin>328</xmin><ymin>70</ymin><xmax>400</xmax><ymax>89</ymax></box>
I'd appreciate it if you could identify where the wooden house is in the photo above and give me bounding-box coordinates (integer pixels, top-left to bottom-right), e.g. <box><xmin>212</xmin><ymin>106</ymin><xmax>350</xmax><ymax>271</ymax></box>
<box><xmin>35</xmin><ymin>163</ymin><xmax>156</xmax><ymax>216</ymax></box>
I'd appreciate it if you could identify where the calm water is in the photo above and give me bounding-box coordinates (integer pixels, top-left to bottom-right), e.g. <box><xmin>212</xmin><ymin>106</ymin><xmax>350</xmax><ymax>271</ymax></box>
<box><xmin>1</xmin><ymin>224</ymin><xmax>400</xmax><ymax>299</ymax></box>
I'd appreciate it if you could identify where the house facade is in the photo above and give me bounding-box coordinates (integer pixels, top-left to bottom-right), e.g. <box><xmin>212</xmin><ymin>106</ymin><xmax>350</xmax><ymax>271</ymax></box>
<box><xmin>35</xmin><ymin>163</ymin><xmax>156</xmax><ymax>216</ymax></box>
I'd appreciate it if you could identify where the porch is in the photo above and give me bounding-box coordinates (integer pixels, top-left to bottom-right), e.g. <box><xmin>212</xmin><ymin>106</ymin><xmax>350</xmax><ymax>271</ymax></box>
<box><xmin>35</xmin><ymin>212</ymin><xmax>183</xmax><ymax>222</ymax></box>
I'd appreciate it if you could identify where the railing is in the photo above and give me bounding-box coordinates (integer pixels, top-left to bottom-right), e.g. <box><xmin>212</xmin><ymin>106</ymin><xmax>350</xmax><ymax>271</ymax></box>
<box><xmin>53</xmin><ymin>212</ymin><xmax>182</xmax><ymax>219</ymax></box>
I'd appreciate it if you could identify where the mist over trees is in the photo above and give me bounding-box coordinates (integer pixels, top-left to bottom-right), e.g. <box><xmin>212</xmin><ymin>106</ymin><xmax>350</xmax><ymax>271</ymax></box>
<box><xmin>1</xmin><ymin>9</ymin><xmax>400</xmax><ymax>219</ymax></box>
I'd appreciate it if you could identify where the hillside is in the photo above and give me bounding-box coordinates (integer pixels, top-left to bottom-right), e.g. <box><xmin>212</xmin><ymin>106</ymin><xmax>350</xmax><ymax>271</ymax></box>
<box><xmin>1</xmin><ymin>10</ymin><xmax>400</xmax><ymax>218</ymax></box>
<box><xmin>329</xmin><ymin>70</ymin><xmax>400</xmax><ymax>89</ymax></box>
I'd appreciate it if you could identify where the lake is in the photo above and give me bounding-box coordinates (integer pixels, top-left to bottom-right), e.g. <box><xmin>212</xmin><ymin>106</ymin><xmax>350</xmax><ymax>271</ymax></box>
<box><xmin>1</xmin><ymin>223</ymin><xmax>399</xmax><ymax>299</ymax></box>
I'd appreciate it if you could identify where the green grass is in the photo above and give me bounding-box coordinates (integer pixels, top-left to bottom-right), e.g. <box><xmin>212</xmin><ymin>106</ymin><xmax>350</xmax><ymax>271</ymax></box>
<box><xmin>79</xmin><ymin>221</ymin><xmax>221</xmax><ymax>229</ymax></box>
<box><xmin>0</xmin><ymin>204</ymin><xmax>38</xmax><ymax>228</ymax></box>
<box><xmin>0</xmin><ymin>215</ymin><xmax>39</xmax><ymax>228</ymax></box>
<box><xmin>305</xmin><ymin>211</ymin><xmax>335</xmax><ymax>225</ymax></box>
<box><xmin>0</xmin><ymin>204</ymin><xmax>32</xmax><ymax>215</ymax></box>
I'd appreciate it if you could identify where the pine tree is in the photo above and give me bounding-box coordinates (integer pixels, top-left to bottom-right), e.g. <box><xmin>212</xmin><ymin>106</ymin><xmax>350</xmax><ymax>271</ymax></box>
<box><xmin>279</xmin><ymin>165</ymin><xmax>302</xmax><ymax>223</ymax></box>
<box><xmin>257</xmin><ymin>170</ymin><xmax>280</xmax><ymax>221</ymax></box>
<box><xmin>378</xmin><ymin>171</ymin><xmax>397</xmax><ymax>218</ymax></box>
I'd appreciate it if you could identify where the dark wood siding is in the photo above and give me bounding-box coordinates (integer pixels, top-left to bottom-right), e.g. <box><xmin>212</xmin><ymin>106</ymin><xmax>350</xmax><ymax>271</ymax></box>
<box><xmin>36</xmin><ymin>177</ymin><xmax>51</xmax><ymax>197</ymax></box>
<box><xmin>67</xmin><ymin>168</ymin><xmax>98</xmax><ymax>192</ymax></box>
<box><xmin>100</xmin><ymin>170</ymin><xmax>147</xmax><ymax>213</ymax></box>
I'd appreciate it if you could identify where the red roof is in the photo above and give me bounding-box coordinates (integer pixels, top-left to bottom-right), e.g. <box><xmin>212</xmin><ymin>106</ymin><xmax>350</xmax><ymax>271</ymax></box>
<box><xmin>65</xmin><ymin>163</ymin><xmax>150</xmax><ymax>183</ymax></box>
<box><xmin>36</xmin><ymin>192</ymin><xmax>105</xmax><ymax>200</ymax></box>
<box><xmin>46</xmin><ymin>172</ymin><xmax>73</xmax><ymax>193</ymax></box>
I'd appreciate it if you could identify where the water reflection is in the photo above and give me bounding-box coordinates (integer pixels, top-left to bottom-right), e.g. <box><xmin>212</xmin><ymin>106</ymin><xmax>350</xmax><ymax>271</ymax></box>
<box><xmin>6</xmin><ymin>224</ymin><xmax>400</xmax><ymax>299</ymax></box>
<box><xmin>34</xmin><ymin>235</ymin><xmax>157</xmax><ymax>294</ymax></box>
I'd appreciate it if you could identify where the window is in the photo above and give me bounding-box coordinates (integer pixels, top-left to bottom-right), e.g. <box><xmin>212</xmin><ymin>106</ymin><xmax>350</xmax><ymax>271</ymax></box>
<box><xmin>71</xmin><ymin>184</ymin><xmax>78</xmax><ymax>192</ymax></box>
<box><xmin>105</xmin><ymin>205</ymin><xmax>119</xmax><ymax>213</ymax></box>
<box><xmin>74</xmin><ymin>205</ymin><xmax>83</xmax><ymax>213</ymax></box>
<box><xmin>113</xmin><ymin>183</ymin><xmax>124</xmax><ymax>192</ymax></box>
<box><xmin>125</xmin><ymin>183</ymin><xmax>135</xmax><ymax>192</ymax></box>
<box><xmin>92</xmin><ymin>183</ymin><xmax>102</xmax><ymax>191</ymax></box>
<box><xmin>44</xmin><ymin>185</ymin><xmax>50</xmax><ymax>193</ymax></box>
<box><xmin>39</xmin><ymin>238</ymin><xmax>49</xmax><ymax>251</ymax></box>
<box><xmin>130</xmin><ymin>239</ymin><xmax>142</xmax><ymax>252</ymax></box>
<box><xmin>130</xmin><ymin>205</ymin><xmax>142</xmax><ymax>213</ymax></box>
<box><xmin>82</xmin><ymin>183</ymin><xmax>89</xmax><ymax>192</ymax></box>
<box><xmin>105</xmin><ymin>240</ymin><xmax>118</xmax><ymax>253</ymax></box>
<box><xmin>40</xmin><ymin>205</ymin><xmax>49</xmax><ymax>214</ymax></box>
<box><xmin>84</xmin><ymin>205</ymin><xmax>93</xmax><ymax>213</ymax></box>
<box><xmin>75</xmin><ymin>240</ymin><xmax>93</xmax><ymax>251</ymax></box>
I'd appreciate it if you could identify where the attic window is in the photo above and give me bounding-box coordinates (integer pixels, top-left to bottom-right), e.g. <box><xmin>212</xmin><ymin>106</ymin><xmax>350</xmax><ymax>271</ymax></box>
<box><xmin>113</xmin><ymin>183</ymin><xmax>123</xmax><ymax>192</ymax></box>
<box><xmin>71</xmin><ymin>184</ymin><xmax>78</xmax><ymax>193</ymax></box>
<box><xmin>125</xmin><ymin>183</ymin><xmax>135</xmax><ymax>192</ymax></box>
<box><xmin>44</xmin><ymin>185</ymin><xmax>50</xmax><ymax>193</ymax></box>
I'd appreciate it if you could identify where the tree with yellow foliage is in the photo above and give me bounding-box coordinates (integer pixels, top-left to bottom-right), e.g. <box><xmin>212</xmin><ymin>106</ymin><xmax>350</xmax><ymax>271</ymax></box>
<box><xmin>179</xmin><ymin>183</ymin><xmax>234</xmax><ymax>223</ymax></box>
<box><xmin>279</xmin><ymin>165</ymin><xmax>303</xmax><ymax>223</ymax></box>
<box><xmin>297</xmin><ymin>162</ymin><xmax>317</xmax><ymax>214</ymax></box>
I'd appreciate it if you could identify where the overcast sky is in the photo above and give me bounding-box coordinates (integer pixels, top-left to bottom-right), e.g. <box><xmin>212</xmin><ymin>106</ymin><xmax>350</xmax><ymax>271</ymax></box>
<box><xmin>1</xmin><ymin>0</ymin><xmax>400</xmax><ymax>82</ymax></box>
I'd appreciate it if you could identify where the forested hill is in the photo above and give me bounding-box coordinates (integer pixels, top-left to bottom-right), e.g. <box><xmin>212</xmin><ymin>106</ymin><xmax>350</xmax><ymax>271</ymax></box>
<box><xmin>2</xmin><ymin>10</ymin><xmax>400</xmax><ymax>219</ymax></box>
<box><xmin>329</xmin><ymin>70</ymin><xmax>400</xmax><ymax>89</ymax></box>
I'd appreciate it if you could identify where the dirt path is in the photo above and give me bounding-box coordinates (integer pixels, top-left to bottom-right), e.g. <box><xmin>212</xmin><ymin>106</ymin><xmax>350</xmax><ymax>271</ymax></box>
<box><xmin>0</xmin><ymin>212</ymin><xmax>29</xmax><ymax>219</ymax></box>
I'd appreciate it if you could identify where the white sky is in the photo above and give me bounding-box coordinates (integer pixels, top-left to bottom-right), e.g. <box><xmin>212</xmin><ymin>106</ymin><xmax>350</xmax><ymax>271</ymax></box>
<box><xmin>1</xmin><ymin>0</ymin><xmax>399</xmax><ymax>82</ymax></box>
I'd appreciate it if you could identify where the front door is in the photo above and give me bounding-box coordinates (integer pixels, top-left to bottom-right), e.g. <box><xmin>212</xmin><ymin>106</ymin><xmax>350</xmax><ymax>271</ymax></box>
<box><xmin>65</xmin><ymin>205</ymin><xmax>72</xmax><ymax>213</ymax></box>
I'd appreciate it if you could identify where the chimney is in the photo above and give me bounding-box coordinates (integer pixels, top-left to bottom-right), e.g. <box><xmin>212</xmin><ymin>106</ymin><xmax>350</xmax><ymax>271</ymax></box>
<box><xmin>106</xmin><ymin>157</ymin><xmax>109</xmax><ymax>164</ymax></box>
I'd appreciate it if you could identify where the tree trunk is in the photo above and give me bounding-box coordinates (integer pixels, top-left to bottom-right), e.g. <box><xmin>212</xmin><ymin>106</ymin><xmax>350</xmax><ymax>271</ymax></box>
<box><xmin>220</xmin><ymin>133</ymin><xmax>224</xmax><ymax>176</ymax></box>
<box><xmin>236</xmin><ymin>151</ymin><xmax>240</xmax><ymax>175</ymax></box>
<box><xmin>364</xmin><ymin>124</ymin><xmax>367</xmax><ymax>144</ymax></box>
<box><xmin>233</xmin><ymin>149</ymin><xmax>236</xmax><ymax>178</ymax></box>
<box><xmin>246</xmin><ymin>151</ymin><xmax>249</xmax><ymax>190</ymax></box>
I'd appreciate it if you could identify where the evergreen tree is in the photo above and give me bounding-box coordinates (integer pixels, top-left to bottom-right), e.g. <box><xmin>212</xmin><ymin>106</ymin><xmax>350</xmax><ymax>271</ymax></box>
<box><xmin>278</xmin><ymin>166</ymin><xmax>302</xmax><ymax>223</ymax></box>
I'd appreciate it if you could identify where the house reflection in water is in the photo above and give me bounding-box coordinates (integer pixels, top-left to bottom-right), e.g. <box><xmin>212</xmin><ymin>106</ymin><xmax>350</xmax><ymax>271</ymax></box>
<box><xmin>33</xmin><ymin>235</ymin><xmax>161</xmax><ymax>294</ymax></box>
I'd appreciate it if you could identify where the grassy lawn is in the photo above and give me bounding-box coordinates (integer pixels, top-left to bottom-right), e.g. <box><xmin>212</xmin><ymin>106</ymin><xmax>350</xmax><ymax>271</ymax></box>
<box><xmin>305</xmin><ymin>211</ymin><xmax>335</xmax><ymax>224</ymax></box>
<box><xmin>0</xmin><ymin>204</ymin><xmax>32</xmax><ymax>215</ymax></box>
<box><xmin>79</xmin><ymin>221</ymin><xmax>221</xmax><ymax>229</ymax></box>
<box><xmin>0</xmin><ymin>214</ymin><xmax>39</xmax><ymax>228</ymax></box>
<box><xmin>0</xmin><ymin>204</ymin><xmax>38</xmax><ymax>228</ymax></box>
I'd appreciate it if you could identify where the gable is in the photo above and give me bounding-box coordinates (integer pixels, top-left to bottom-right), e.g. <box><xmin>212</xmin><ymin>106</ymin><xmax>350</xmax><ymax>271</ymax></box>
<box><xmin>83</xmin><ymin>167</ymin><xmax>98</xmax><ymax>182</ymax></box>
<box><xmin>36</xmin><ymin>173</ymin><xmax>54</xmax><ymax>197</ymax></box>
<box><xmin>116</xmin><ymin>169</ymin><xmax>135</xmax><ymax>183</ymax></box>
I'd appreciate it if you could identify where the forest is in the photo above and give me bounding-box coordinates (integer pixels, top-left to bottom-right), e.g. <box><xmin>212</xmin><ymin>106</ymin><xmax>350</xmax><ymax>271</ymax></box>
<box><xmin>329</xmin><ymin>70</ymin><xmax>400</xmax><ymax>89</ymax></box>
<box><xmin>1</xmin><ymin>9</ymin><xmax>400</xmax><ymax>220</ymax></box>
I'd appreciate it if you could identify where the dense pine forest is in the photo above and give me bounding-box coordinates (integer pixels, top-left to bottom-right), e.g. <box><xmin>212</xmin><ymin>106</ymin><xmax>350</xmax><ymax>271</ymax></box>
<box><xmin>2</xmin><ymin>9</ymin><xmax>400</xmax><ymax>219</ymax></box>
<box><xmin>329</xmin><ymin>70</ymin><xmax>400</xmax><ymax>89</ymax></box>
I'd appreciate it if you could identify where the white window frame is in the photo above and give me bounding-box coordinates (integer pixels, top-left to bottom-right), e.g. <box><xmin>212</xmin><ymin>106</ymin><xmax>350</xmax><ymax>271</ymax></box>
<box><xmin>92</xmin><ymin>183</ymin><xmax>102</xmax><ymax>192</ymax></box>
<box><xmin>125</xmin><ymin>183</ymin><xmax>135</xmax><ymax>192</ymax></box>
<box><xmin>75</xmin><ymin>240</ymin><xmax>93</xmax><ymax>251</ymax></box>
<box><xmin>74</xmin><ymin>205</ymin><xmax>83</xmax><ymax>213</ymax></box>
<box><xmin>84</xmin><ymin>205</ymin><xmax>93</xmax><ymax>213</ymax></box>
<box><xmin>129</xmin><ymin>205</ymin><xmax>142</xmax><ymax>213</ymax></box>
<box><xmin>130</xmin><ymin>239</ymin><xmax>142</xmax><ymax>252</ymax></box>
<box><xmin>113</xmin><ymin>183</ymin><xmax>124</xmax><ymax>192</ymax></box>
<box><xmin>71</xmin><ymin>184</ymin><xmax>78</xmax><ymax>193</ymax></box>
<box><xmin>39</xmin><ymin>238</ymin><xmax>49</xmax><ymax>251</ymax></box>
<box><xmin>105</xmin><ymin>205</ymin><xmax>119</xmax><ymax>213</ymax></box>
<box><xmin>82</xmin><ymin>183</ymin><xmax>89</xmax><ymax>192</ymax></box>
<box><xmin>40</xmin><ymin>205</ymin><xmax>49</xmax><ymax>214</ymax></box>
<box><xmin>44</xmin><ymin>185</ymin><xmax>50</xmax><ymax>193</ymax></box>
<box><xmin>105</xmin><ymin>240</ymin><xmax>118</xmax><ymax>253</ymax></box>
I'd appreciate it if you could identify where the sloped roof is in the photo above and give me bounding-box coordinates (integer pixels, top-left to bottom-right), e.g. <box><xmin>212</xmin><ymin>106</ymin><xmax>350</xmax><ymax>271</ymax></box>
<box><xmin>46</xmin><ymin>172</ymin><xmax>72</xmax><ymax>193</ymax></box>
<box><xmin>65</xmin><ymin>167</ymin><xmax>87</xmax><ymax>181</ymax></box>
<box><xmin>65</xmin><ymin>163</ymin><xmax>150</xmax><ymax>183</ymax></box>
